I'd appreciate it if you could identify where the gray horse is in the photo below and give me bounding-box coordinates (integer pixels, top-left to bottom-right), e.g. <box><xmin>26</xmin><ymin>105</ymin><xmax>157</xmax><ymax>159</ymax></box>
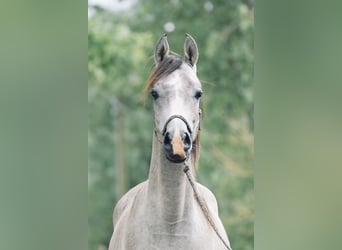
<box><xmin>109</xmin><ymin>34</ymin><xmax>232</xmax><ymax>250</ymax></box>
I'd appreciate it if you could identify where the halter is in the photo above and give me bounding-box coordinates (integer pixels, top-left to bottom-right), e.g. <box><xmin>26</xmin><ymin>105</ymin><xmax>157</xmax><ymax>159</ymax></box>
<box><xmin>161</xmin><ymin>115</ymin><xmax>193</xmax><ymax>136</ymax></box>
<box><xmin>154</xmin><ymin>113</ymin><xmax>200</xmax><ymax>145</ymax></box>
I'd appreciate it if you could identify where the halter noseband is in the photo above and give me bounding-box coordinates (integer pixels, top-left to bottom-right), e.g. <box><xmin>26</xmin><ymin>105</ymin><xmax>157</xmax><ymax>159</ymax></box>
<box><xmin>161</xmin><ymin>115</ymin><xmax>193</xmax><ymax>136</ymax></box>
<box><xmin>154</xmin><ymin>111</ymin><xmax>201</xmax><ymax>144</ymax></box>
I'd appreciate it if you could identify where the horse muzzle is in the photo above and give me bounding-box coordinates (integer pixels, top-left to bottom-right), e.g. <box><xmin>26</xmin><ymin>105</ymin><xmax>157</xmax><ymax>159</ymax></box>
<box><xmin>163</xmin><ymin>122</ymin><xmax>192</xmax><ymax>163</ymax></box>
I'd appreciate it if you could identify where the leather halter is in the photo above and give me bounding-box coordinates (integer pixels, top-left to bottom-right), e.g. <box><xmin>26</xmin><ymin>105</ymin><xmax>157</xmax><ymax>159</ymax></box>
<box><xmin>154</xmin><ymin>111</ymin><xmax>201</xmax><ymax>145</ymax></box>
<box><xmin>161</xmin><ymin>115</ymin><xmax>192</xmax><ymax>136</ymax></box>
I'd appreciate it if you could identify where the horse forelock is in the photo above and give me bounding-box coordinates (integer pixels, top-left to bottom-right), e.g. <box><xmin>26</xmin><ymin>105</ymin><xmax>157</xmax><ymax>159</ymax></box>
<box><xmin>143</xmin><ymin>54</ymin><xmax>183</xmax><ymax>97</ymax></box>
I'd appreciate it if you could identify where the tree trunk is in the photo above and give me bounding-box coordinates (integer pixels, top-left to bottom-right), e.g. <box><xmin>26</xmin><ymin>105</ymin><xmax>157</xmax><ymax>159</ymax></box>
<box><xmin>111</xmin><ymin>97</ymin><xmax>127</xmax><ymax>200</ymax></box>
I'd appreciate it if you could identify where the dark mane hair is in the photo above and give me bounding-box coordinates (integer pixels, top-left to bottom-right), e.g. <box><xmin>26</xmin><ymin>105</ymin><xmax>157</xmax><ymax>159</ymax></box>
<box><xmin>143</xmin><ymin>53</ymin><xmax>201</xmax><ymax>170</ymax></box>
<box><xmin>144</xmin><ymin>54</ymin><xmax>183</xmax><ymax>95</ymax></box>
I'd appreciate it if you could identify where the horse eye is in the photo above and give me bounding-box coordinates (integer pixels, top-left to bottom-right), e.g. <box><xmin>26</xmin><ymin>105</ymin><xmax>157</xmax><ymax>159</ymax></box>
<box><xmin>194</xmin><ymin>90</ymin><xmax>203</xmax><ymax>99</ymax></box>
<box><xmin>150</xmin><ymin>89</ymin><xmax>159</xmax><ymax>100</ymax></box>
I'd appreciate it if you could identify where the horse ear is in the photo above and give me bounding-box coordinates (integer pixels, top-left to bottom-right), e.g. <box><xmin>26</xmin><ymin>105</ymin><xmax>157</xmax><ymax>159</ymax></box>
<box><xmin>154</xmin><ymin>34</ymin><xmax>170</xmax><ymax>65</ymax></box>
<box><xmin>184</xmin><ymin>33</ymin><xmax>199</xmax><ymax>69</ymax></box>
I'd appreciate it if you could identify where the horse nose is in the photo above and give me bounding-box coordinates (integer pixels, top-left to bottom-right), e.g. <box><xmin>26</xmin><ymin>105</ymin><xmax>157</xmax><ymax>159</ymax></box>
<box><xmin>163</xmin><ymin>132</ymin><xmax>173</xmax><ymax>153</ymax></box>
<box><xmin>163</xmin><ymin>130</ymin><xmax>192</xmax><ymax>163</ymax></box>
<box><xmin>182</xmin><ymin>131</ymin><xmax>191</xmax><ymax>152</ymax></box>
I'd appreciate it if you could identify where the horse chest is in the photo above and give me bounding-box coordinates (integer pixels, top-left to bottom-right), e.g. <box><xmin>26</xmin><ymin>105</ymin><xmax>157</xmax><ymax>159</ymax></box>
<box><xmin>123</xmin><ymin>212</ymin><xmax>218</xmax><ymax>250</ymax></box>
<box><xmin>148</xmin><ymin>224</ymin><xmax>216</xmax><ymax>250</ymax></box>
<box><xmin>124</xmin><ymin>225</ymin><xmax>215</xmax><ymax>250</ymax></box>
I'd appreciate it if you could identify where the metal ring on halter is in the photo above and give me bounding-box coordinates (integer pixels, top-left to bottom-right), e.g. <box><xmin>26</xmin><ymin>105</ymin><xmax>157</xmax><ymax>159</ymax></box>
<box><xmin>161</xmin><ymin>115</ymin><xmax>193</xmax><ymax>136</ymax></box>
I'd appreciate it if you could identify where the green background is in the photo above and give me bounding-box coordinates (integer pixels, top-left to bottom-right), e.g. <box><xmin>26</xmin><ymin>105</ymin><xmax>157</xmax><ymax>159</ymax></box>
<box><xmin>0</xmin><ymin>1</ymin><xmax>342</xmax><ymax>250</ymax></box>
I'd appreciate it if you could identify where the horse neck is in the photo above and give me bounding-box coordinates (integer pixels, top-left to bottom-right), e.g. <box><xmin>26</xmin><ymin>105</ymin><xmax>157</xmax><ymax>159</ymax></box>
<box><xmin>147</xmin><ymin>128</ymin><xmax>196</xmax><ymax>223</ymax></box>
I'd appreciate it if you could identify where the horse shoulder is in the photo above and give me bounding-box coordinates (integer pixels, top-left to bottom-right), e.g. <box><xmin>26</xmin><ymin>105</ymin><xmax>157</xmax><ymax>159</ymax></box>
<box><xmin>196</xmin><ymin>182</ymin><xmax>219</xmax><ymax>214</ymax></box>
<box><xmin>196</xmin><ymin>182</ymin><xmax>231</xmax><ymax>248</ymax></box>
<box><xmin>113</xmin><ymin>181</ymin><xmax>147</xmax><ymax>226</ymax></box>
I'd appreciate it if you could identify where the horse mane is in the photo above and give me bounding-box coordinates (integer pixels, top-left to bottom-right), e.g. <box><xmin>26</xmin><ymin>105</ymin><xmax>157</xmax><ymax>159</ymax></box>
<box><xmin>143</xmin><ymin>53</ymin><xmax>201</xmax><ymax>170</ymax></box>
<box><xmin>191</xmin><ymin>133</ymin><xmax>200</xmax><ymax>171</ymax></box>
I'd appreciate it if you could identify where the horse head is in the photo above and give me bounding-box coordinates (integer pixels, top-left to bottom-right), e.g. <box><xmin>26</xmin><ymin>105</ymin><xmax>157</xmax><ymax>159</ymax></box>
<box><xmin>146</xmin><ymin>34</ymin><xmax>202</xmax><ymax>164</ymax></box>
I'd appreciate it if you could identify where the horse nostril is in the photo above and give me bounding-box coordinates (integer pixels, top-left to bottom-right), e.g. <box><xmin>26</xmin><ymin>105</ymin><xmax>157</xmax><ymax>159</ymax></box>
<box><xmin>163</xmin><ymin>132</ymin><xmax>172</xmax><ymax>152</ymax></box>
<box><xmin>183</xmin><ymin>132</ymin><xmax>191</xmax><ymax>152</ymax></box>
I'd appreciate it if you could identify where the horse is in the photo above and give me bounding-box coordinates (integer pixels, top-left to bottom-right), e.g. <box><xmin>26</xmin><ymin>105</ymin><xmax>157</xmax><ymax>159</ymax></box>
<box><xmin>108</xmin><ymin>34</ymin><xmax>232</xmax><ymax>250</ymax></box>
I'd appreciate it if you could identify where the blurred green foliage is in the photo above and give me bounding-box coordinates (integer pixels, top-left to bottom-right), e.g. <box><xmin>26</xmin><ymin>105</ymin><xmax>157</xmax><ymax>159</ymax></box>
<box><xmin>88</xmin><ymin>1</ymin><xmax>253</xmax><ymax>249</ymax></box>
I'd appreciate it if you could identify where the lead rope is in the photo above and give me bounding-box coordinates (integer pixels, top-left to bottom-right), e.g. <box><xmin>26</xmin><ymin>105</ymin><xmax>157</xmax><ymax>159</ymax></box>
<box><xmin>183</xmin><ymin>164</ymin><xmax>232</xmax><ymax>250</ymax></box>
